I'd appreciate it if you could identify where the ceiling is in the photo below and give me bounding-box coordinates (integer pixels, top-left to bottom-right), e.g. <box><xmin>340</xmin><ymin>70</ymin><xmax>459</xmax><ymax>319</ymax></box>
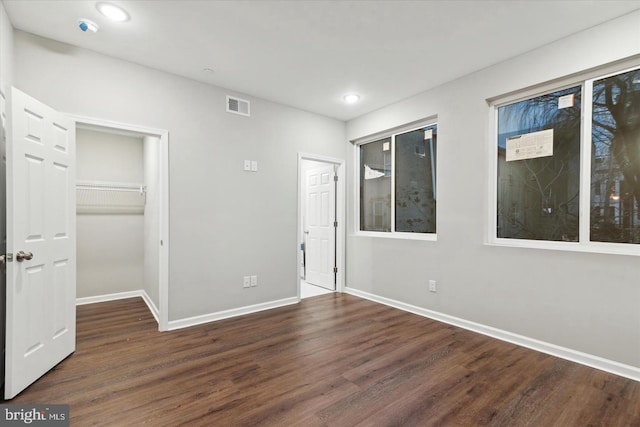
<box><xmin>4</xmin><ymin>0</ymin><xmax>640</xmax><ymax>121</ymax></box>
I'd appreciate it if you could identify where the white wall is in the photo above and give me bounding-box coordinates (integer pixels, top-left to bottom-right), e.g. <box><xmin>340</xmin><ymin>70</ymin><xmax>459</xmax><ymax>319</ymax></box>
<box><xmin>76</xmin><ymin>128</ymin><xmax>144</xmax><ymax>298</ymax></box>
<box><xmin>12</xmin><ymin>30</ymin><xmax>347</xmax><ymax>320</ymax></box>
<box><xmin>143</xmin><ymin>135</ymin><xmax>160</xmax><ymax>308</ymax></box>
<box><xmin>346</xmin><ymin>10</ymin><xmax>640</xmax><ymax>369</ymax></box>
<box><xmin>76</xmin><ymin>129</ymin><xmax>144</xmax><ymax>182</ymax></box>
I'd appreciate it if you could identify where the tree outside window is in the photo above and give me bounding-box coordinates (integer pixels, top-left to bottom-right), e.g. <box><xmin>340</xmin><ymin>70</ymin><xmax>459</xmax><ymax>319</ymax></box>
<box><xmin>591</xmin><ymin>68</ymin><xmax>640</xmax><ymax>243</ymax></box>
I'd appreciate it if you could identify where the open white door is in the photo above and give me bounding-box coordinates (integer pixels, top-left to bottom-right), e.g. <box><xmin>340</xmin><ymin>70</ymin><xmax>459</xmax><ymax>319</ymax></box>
<box><xmin>5</xmin><ymin>88</ymin><xmax>76</xmax><ymax>399</ymax></box>
<box><xmin>304</xmin><ymin>162</ymin><xmax>336</xmax><ymax>290</ymax></box>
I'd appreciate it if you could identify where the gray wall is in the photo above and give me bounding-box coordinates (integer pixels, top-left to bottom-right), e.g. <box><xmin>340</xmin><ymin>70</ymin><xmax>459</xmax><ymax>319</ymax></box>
<box><xmin>12</xmin><ymin>30</ymin><xmax>347</xmax><ymax>321</ymax></box>
<box><xmin>0</xmin><ymin>2</ymin><xmax>12</xmax><ymax>89</ymax></box>
<box><xmin>346</xmin><ymin>10</ymin><xmax>640</xmax><ymax>368</ymax></box>
<box><xmin>76</xmin><ymin>129</ymin><xmax>144</xmax><ymax>298</ymax></box>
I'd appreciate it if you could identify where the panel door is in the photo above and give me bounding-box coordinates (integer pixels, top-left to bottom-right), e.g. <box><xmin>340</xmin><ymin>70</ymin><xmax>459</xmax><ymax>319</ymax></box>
<box><xmin>304</xmin><ymin>163</ymin><xmax>336</xmax><ymax>290</ymax></box>
<box><xmin>5</xmin><ymin>87</ymin><xmax>76</xmax><ymax>399</ymax></box>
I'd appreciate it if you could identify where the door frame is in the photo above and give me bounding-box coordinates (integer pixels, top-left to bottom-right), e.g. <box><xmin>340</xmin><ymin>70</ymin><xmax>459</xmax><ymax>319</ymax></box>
<box><xmin>68</xmin><ymin>114</ymin><xmax>170</xmax><ymax>331</ymax></box>
<box><xmin>297</xmin><ymin>153</ymin><xmax>345</xmax><ymax>297</ymax></box>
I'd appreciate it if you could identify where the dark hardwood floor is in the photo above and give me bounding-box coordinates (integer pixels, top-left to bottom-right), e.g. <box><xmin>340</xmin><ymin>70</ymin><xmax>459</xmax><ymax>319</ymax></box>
<box><xmin>8</xmin><ymin>294</ymin><xmax>640</xmax><ymax>426</ymax></box>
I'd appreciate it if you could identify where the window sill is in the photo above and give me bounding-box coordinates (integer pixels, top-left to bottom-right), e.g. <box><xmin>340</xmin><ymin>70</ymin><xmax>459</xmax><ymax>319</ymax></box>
<box><xmin>486</xmin><ymin>238</ymin><xmax>640</xmax><ymax>257</ymax></box>
<box><xmin>351</xmin><ymin>231</ymin><xmax>437</xmax><ymax>242</ymax></box>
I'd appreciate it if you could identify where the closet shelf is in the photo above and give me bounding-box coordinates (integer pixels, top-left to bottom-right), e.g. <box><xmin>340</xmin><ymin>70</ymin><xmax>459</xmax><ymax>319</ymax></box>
<box><xmin>76</xmin><ymin>181</ymin><xmax>146</xmax><ymax>214</ymax></box>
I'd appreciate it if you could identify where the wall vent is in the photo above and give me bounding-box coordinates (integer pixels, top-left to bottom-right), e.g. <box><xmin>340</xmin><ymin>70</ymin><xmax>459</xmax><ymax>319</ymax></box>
<box><xmin>226</xmin><ymin>95</ymin><xmax>250</xmax><ymax>117</ymax></box>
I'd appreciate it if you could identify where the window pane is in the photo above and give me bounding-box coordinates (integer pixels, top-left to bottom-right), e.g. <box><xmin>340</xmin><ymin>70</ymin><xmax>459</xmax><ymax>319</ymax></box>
<box><xmin>591</xmin><ymin>68</ymin><xmax>640</xmax><ymax>243</ymax></box>
<box><xmin>497</xmin><ymin>86</ymin><xmax>581</xmax><ymax>241</ymax></box>
<box><xmin>360</xmin><ymin>138</ymin><xmax>392</xmax><ymax>231</ymax></box>
<box><xmin>395</xmin><ymin>125</ymin><xmax>437</xmax><ymax>233</ymax></box>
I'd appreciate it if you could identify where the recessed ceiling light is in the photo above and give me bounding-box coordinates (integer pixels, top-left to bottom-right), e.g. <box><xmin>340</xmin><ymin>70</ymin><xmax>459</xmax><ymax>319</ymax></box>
<box><xmin>96</xmin><ymin>2</ymin><xmax>130</xmax><ymax>22</ymax></box>
<box><xmin>343</xmin><ymin>94</ymin><xmax>360</xmax><ymax>104</ymax></box>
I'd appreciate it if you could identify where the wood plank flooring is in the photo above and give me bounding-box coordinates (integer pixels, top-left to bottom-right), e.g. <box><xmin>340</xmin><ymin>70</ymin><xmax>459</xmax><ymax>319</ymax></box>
<box><xmin>8</xmin><ymin>294</ymin><xmax>640</xmax><ymax>426</ymax></box>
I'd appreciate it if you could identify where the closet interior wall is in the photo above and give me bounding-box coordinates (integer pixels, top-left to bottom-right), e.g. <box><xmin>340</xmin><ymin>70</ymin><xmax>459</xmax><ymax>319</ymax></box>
<box><xmin>76</xmin><ymin>128</ymin><xmax>145</xmax><ymax>298</ymax></box>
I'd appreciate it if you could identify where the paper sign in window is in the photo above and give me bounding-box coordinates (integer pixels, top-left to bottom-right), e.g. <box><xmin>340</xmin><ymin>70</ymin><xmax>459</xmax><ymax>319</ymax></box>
<box><xmin>424</xmin><ymin>129</ymin><xmax>433</xmax><ymax>140</ymax></box>
<box><xmin>364</xmin><ymin>164</ymin><xmax>385</xmax><ymax>180</ymax></box>
<box><xmin>506</xmin><ymin>129</ymin><xmax>553</xmax><ymax>162</ymax></box>
<box><xmin>558</xmin><ymin>94</ymin><xmax>574</xmax><ymax>109</ymax></box>
<box><xmin>382</xmin><ymin>142</ymin><xmax>390</xmax><ymax>151</ymax></box>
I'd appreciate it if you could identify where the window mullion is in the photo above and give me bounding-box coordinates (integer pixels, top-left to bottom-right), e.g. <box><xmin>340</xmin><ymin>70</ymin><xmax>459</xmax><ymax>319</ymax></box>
<box><xmin>390</xmin><ymin>135</ymin><xmax>396</xmax><ymax>233</ymax></box>
<box><xmin>355</xmin><ymin>144</ymin><xmax>362</xmax><ymax>232</ymax></box>
<box><xmin>579</xmin><ymin>80</ymin><xmax>593</xmax><ymax>245</ymax></box>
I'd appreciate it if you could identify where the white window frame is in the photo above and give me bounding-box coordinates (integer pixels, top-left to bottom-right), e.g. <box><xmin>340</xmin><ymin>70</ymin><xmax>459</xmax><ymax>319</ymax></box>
<box><xmin>353</xmin><ymin>118</ymin><xmax>438</xmax><ymax>241</ymax></box>
<box><xmin>487</xmin><ymin>59</ymin><xmax>640</xmax><ymax>256</ymax></box>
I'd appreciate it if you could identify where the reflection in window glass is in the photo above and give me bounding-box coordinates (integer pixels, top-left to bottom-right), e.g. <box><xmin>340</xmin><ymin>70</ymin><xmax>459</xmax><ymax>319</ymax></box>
<box><xmin>497</xmin><ymin>86</ymin><xmax>582</xmax><ymax>241</ymax></box>
<box><xmin>395</xmin><ymin>125</ymin><xmax>437</xmax><ymax>233</ymax></box>
<box><xmin>360</xmin><ymin>138</ymin><xmax>391</xmax><ymax>231</ymax></box>
<box><xmin>591</xmin><ymin>68</ymin><xmax>640</xmax><ymax>243</ymax></box>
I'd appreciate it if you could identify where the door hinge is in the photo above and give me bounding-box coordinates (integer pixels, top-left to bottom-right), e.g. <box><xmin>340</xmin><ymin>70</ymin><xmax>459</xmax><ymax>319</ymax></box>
<box><xmin>334</xmin><ymin>221</ymin><xmax>338</xmax><ymax>228</ymax></box>
<box><xmin>333</xmin><ymin>266</ymin><xmax>338</xmax><ymax>274</ymax></box>
<box><xmin>334</xmin><ymin>175</ymin><xmax>338</xmax><ymax>182</ymax></box>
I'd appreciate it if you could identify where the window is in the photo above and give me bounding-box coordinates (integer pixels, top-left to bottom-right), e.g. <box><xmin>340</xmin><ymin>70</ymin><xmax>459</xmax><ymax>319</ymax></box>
<box><xmin>359</xmin><ymin>123</ymin><xmax>437</xmax><ymax>236</ymax></box>
<box><xmin>591</xmin><ymin>69</ymin><xmax>640</xmax><ymax>243</ymax></box>
<box><xmin>497</xmin><ymin>86</ymin><xmax>581</xmax><ymax>241</ymax></box>
<box><xmin>494</xmin><ymin>65</ymin><xmax>640</xmax><ymax>249</ymax></box>
<box><xmin>360</xmin><ymin>137</ymin><xmax>392</xmax><ymax>232</ymax></box>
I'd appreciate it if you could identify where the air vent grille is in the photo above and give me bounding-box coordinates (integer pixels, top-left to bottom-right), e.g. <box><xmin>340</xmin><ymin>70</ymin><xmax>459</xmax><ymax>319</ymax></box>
<box><xmin>226</xmin><ymin>95</ymin><xmax>250</xmax><ymax>116</ymax></box>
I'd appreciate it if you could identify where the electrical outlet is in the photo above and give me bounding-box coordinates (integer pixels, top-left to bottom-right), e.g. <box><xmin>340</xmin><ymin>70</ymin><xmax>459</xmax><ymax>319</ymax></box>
<box><xmin>250</xmin><ymin>275</ymin><xmax>258</xmax><ymax>287</ymax></box>
<box><xmin>429</xmin><ymin>279</ymin><xmax>437</xmax><ymax>293</ymax></box>
<box><xmin>251</xmin><ymin>160</ymin><xmax>258</xmax><ymax>172</ymax></box>
<box><xmin>243</xmin><ymin>276</ymin><xmax>251</xmax><ymax>288</ymax></box>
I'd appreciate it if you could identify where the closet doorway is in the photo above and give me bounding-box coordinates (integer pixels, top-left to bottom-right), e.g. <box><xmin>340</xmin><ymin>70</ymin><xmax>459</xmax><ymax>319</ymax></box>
<box><xmin>297</xmin><ymin>153</ymin><xmax>345</xmax><ymax>298</ymax></box>
<box><xmin>72</xmin><ymin>116</ymin><xmax>169</xmax><ymax>331</ymax></box>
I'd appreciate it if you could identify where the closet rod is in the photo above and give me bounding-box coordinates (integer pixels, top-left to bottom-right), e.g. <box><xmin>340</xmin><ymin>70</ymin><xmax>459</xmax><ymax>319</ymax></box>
<box><xmin>76</xmin><ymin>181</ymin><xmax>146</xmax><ymax>193</ymax></box>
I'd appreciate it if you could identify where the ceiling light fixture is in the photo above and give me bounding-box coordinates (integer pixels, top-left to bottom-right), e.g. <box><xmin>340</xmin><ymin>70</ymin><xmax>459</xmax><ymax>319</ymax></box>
<box><xmin>96</xmin><ymin>2</ymin><xmax>130</xmax><ymax>22</ymax></box>
<box><xmin>343</xmin><ymin>94</ymin><xmax>360</xmax><ymax>104</ymax></box>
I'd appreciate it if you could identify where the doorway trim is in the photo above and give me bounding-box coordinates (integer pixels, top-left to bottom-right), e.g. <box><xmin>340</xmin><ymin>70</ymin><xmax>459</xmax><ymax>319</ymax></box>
<box><xmin>68</xmin><ymin>114</ymin><xmax>169</xmax><ymax>331</ymax></box>
<box><xmin>297</xmin><ymin>153</ymin><xmax>345</xmax><ymax>298</ymax></box>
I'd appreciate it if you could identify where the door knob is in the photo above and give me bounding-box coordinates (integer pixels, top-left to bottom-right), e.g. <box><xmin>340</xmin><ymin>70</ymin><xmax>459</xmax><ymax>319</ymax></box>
<box><xmin>16</xmin><ymin>251</ymin><xmax>33</xmax><ymax>262</ymax></box>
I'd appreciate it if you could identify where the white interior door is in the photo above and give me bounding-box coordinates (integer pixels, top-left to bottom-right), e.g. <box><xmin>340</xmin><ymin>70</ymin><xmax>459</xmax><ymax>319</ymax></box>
<box><xmin>5</xmin><ymin>87</ymin><xmax>76</xmax><ymax>399</ymax></box>
<box><xmin>304</xmin><ymin>162</ymin><xmax>336</xmax><ymax>290</ymax></box>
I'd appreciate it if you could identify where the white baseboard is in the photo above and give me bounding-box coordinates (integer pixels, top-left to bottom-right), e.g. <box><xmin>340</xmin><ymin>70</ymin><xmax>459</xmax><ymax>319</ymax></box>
<box><xmin>140</xmin><ymin>291</ymin><xmax>160</xmax><ymax>324</ymax></box>
<box><xmin>76</xmin><ymin>290</ymin><xmax>160</xmax><ymax>324</ymax></box>
<box><xmin>167</xmin><ymin>297</ymin><xmax>299</xmax><ymax>331</ymax></box>
<box><xmin>345</xmin><ymin>287</ymin><xmax>640</xmax><ymax>382</ymax></box>
<box><xmin>76</xmin><ymin>291</ymin><xmax>144</xmax><ymax>306</ymax></box>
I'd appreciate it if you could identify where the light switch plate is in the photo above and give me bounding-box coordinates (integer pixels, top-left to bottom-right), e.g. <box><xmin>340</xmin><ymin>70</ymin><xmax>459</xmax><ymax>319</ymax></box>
<box><xmin>429</xmin><ymin>280</ymin><xmax>437</xmax><ymax>293</ymax></box>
